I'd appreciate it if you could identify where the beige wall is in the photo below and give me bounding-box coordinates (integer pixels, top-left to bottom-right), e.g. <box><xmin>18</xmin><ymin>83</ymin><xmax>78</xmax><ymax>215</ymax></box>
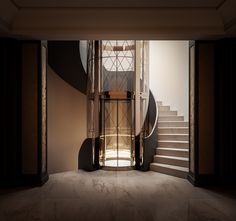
<box><xmin>48</xmin><ymin>66</ymin><xmax>87</xmax><ymax>174</ymax></box>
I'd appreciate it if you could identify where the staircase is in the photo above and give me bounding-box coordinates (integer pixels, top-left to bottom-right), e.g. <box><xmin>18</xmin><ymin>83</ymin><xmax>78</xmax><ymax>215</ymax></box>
<box><xmin>150</xmin><ymin>101</ymin><xmax>189</xmax><ymax>178</ymax></box>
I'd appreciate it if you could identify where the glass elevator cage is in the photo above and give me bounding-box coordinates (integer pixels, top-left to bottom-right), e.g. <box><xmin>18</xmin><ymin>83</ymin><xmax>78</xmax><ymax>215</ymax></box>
<box><xmin>87</xmin><ymin>40</ymin><xmax>149</xmax><ymax>168</ymax></box>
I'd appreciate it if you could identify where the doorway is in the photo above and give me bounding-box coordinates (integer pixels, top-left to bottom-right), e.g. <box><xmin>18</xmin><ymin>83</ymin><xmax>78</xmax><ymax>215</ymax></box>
<box><xmin>100</xmin><ymin>96</ymin><xmax>135</xmax><ymax>167</ymax></box>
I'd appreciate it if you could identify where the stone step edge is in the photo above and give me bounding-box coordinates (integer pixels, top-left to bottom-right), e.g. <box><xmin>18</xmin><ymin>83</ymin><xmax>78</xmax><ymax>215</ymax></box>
<box><xmin>155</xmin><ymin>155</ymin><xmax>189</xmax><ymax>161</ymax></box>
<box><xmin>157</xmin><ymin>147</ymin><xmax>189</xmax><ymax>151</ymax></box>
<box><xmin>158</xmin><ymin>140</ymin><xmax>189</xmax><ymax>143</ymax></box>
<box><xmin>150</xmin><ymin>163</ymin><xmax>189</xmax><ymax>172</ymax></box>
<box><xmin>158</xmin><ymin>133</ymin><xmax>189</xmax><ymax>136</ymax></box>
<box><xmin>158</xmin><ymin>127</ymin><xmax>189</xmax><ymax>129</ymax></box>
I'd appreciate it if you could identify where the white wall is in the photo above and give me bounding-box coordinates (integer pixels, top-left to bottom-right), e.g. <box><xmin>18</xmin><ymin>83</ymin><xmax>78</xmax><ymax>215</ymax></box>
<box><xmin>48</xmin><ymin>66</ymin><xmax>87</xmax><ymax>174</ymax></box>
<box><xmin>79</xmin><ymin>41</ymin><xmax>87</xmax><ymax>72</ymax></box>
<box><xmin>149</xmin><ymin>41</ymin><xmax>189</xmax><ymax>120</ymax></box>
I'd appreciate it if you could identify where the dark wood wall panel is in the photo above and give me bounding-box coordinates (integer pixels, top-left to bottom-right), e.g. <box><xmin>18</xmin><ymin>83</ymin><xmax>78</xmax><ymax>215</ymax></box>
<box><xmin>215</xmin><ymin>39</ymin><xmax>235</xmax><ymax>184</ymax></box>
<box><xmin>1</xmin><ymin>38</ymin><xmax>48</xmax><ymax>187</ymax></box>
<box><xmin>188</xmin><ymin>39</ymin><xmax>235</xmax><ymax>186</ymax></box>
<box><xmin>1</xmin><ymin>38</ymin><xmax>22</xmax><ymax>186</ymax></box>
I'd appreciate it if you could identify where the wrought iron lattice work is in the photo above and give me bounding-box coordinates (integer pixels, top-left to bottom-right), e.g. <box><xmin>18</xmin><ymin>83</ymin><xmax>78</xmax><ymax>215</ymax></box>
<box><xmin>101</xmin><ymin>40</ymin><xmax>135</xmax><ymax>92</ymax></box>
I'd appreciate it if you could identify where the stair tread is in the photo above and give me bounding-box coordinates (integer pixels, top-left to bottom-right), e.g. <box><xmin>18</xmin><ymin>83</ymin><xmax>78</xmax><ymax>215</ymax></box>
<box><xmin>159</xmin><ymin>115</ymin><xmax>181</xmax><ymax>117</ymax></box>
<box><xmin>158</xmin><ymin>133</ymin><xmax>189</xmax><ymax>136</ymax></box>
<box><xmin>158</xmin><ymin>127</ymin><xmax>188</xmax><ymax>129</ymax></box>
<box><xmin>158</xmin><ymin>121</ymin><xmax>188</xmax><ymax>123</ymax></box>
<box><xmin>155</xmin><ymin>155</ymin><xmax>189</xmax><ymax>161</ymax></box>
<box><xmin>151</xmin><ymin>163</ymin><xmax>189</xmax><ymax>172</ymax></box>
<box><xmin>157</xmin><ymin>147</ymin><xmax>189</xmax><ymax>151</ymax></box>
<box><xmin>158</xmin><ymin>140</ymin><xmax>189</xmax><ymax>143</ymax></box>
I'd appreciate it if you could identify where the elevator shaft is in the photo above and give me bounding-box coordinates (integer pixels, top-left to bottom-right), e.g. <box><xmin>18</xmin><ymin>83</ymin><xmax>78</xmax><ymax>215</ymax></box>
<box><xmin>86</xmin><ymin>40</ymin><xmax>150</xmax><ymax>169</ymax></box>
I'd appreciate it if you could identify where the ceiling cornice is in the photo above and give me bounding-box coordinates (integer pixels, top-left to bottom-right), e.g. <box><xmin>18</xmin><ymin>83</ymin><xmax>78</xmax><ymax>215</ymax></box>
<box><xmin>13</xmin><ymin>7</ymin><xmax>221</xmax><ymax>11</ymax></box>
<box><xmin>0</xmin><ymin>17</ymin><xmax>11</xmax><ymax>32</ymax></box>
<box><xmin>10</xmin><ymin>0</ymin><xmax>226</xmax><ymax>10</ymax></box>
<box><xmin>10</xmin><ymin>0</ymin><xmax>20</xmax><ymax>9</ymax></box>
<box><xmin>216</xmin><ymin>0</ymin><xmax>227</xmax><ymax>9</ymax></box>
<box><xmin>224</xmin><ymin>17</ymin><xmax>236</xmax><ymax>31</ymax></box>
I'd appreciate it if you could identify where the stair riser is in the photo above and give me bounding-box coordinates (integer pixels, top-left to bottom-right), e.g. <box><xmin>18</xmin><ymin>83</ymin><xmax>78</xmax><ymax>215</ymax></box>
<box><xmin>158</xmin><ymin>134</ymin><xmax>189</xmax><ymax>141</ymax></box>
<box><xmin>159</xmin><ymin>116</ymin><xmax>184</xmax><ymax>121</ymax></box>
<box><xmin>150</xmin><ymin>164</ymin><xmax>188</xmax><ymax>178</ymax></box>
<box><xmin>154</xmin><ymin>156</ymin><xmax>188</xmax><ymax>167</ymax></box>
<box><xmin>156</xmin><ymin>149</ymin><xmax>189</xmax><ymax>157</ymax></box>
<box><xmin>158</xmin><ymin>122</ymin><xmax>188</xmax><ymax>127</ymax></box>
<box><xmin>158</xmin><ymin>128</ymin><xmax>189</xmax><ymax>134</ymax></box>
<box><xmin>158</xmin><ymin>141</ymin><xmax>189</xmax><ymax>148</ymax></box>
<box><xmin>159</xmin><ymin>106</ymin><xmax>170</xmax><ymax>111</ymax></box>
<box><xmin>159</xmin><ymin>111</ymin><xmax>177</xmax><ymax>116</ymax></box>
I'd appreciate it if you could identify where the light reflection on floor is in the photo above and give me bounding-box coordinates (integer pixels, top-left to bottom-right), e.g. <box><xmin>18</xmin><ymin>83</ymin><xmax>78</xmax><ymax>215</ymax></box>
<box><xmin>105</xmin><ymin>149</ymin><xmax>132</xmax><ymax>167</ymax></box>
<box><xmin>105</xmin><ymin>159</ymin><xmax>131</xmax><ymax>167</ymax></box>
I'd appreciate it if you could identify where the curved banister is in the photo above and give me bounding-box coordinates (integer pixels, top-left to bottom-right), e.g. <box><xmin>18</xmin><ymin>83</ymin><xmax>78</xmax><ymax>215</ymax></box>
<box><xmin>140</xmin><ymin>90</ymin><xmax>159</xmax><ymax>171</ymax></box>
<box><xmin>78</xmin><ymin>137</ymin><xmax>100</xmax><ymax>171</ymax></box>
<box><xmin>145</xmin><ymin>91</ymin><xmax>159</xmax><ymax>139</ymax></box>
<box><xmin>48</xmin><ymin>41</ymin><xmax>87</xmax><ymax>94</ymax></box>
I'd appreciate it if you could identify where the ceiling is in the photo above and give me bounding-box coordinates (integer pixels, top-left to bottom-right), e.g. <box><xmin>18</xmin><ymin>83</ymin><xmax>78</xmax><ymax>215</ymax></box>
<box><xmin>12</xmin><ymin>0</ymin><xmax>225</xmax><ymax>8</ymax></box>
<box><xmin>1</xmin><ymin>0</ymin><xmax>235</xmax><ymax>39</ymax></box>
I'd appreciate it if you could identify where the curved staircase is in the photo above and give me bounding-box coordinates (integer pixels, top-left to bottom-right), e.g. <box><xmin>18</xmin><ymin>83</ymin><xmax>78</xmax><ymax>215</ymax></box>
<box><xmin>150</xmin><ymin>101</ymin><xmax>189</xmax><ymax>178</ymax></box>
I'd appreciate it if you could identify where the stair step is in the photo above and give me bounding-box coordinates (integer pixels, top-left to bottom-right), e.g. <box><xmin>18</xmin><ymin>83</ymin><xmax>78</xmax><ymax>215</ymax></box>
<box><xmin>158</xmin><ymin>127</ymin><xmax>189</xmax><ymax>134</ymax></box>
<box><xmin>159</xmin><ymin>116</ymin><xmax>184</xmax><ymax>121</ymax></box>
<box><xmin>158</xmin><ymin>140</ymin><xmax>189</xmax><ymax>148</ymax></box>
<box><xmin>159</xmin><ymin>110</ymin><xmax>177</xmax><ymax>116</ymax></box>
<box><xmin>159</xmin><ymin>106</ymin><xmax>170</xmax><ymax>111</ymax></box>
<box><xmin>150</xmin><ymin>163</ymin><xmax>188</xmax><ymax>178</ymax></box>
<box><xmin>158</xmin><ymin>134</ymin><xmax>189</xmax><ymax>141</ymax></box>
<box><xmin>156</xmin><ymin>147</ymin><xmax>189</xmax><ymax>157</ymax></box>
<box><xmin>154</xmin><ymin>155</ymin><xmax>189</xmax><ymax>167</ymax></box>
<box><xmin>158</xmin><ymin>121</ymin><xmax>188</xmax><ymax>127</ymax></box>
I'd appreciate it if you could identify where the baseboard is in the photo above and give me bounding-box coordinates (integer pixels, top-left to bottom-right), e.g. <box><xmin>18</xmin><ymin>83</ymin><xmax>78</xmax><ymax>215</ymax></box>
<box><xmin>0</xmin><ymin>176</ymin><xmax>22</xmax><ymax>188</ymax></box>
<box><xmin>187</xmin><ymin>172</ymin><xmax>196</xmax><ymax>186</ymax></box>
<box><xmin>21</xmin><ymin>172</ymin><xmax>48</xmax><ymax>186</ymax></box>
<box><xmin>190</xmin><ymin>174</ymin><xmax>217</xmax><ymax>187</ymax></box>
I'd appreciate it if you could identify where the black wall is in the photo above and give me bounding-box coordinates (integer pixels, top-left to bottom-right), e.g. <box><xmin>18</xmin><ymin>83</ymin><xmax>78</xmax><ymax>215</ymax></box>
<box><xmin>189</xmin><ymin>38</ymin><xmax>236</xmax><ymax>186</ymax></box>
<box><xmin>1</xmin><ymin>38</ymin><xmax>48</xmax><ymax>187</ymax></box>
<box><xmin>215</xmin><ymin>39</ymin><xmax>235</xmax><ymax>184</ymax></box>
<box><xmin>1</xmin><ymin>38</ymin><xmax>22</xmax><ymax>186</ymax></box>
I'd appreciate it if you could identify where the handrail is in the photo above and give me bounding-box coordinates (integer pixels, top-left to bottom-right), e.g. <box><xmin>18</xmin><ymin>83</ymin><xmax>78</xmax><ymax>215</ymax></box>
<box><xmin>145</xmin><ymin>93</ymin><xmax>159</xmax><ymax>139</ymax></box>
<box><xmin>78</xmin><ymin>137</ymin><xmax>100</xmax><ymax>171</ymax></box>
<box><xmin>139</xmin><ymin>90</ymin><xmax>159</xmax><ymax>171</ymax></box>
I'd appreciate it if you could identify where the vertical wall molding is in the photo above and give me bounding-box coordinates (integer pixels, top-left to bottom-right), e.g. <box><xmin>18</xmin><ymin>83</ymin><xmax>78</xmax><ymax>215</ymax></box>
<box><xmin>20</xmin><ymin>41</ymin><xmax>48</xmax><ymax>186</ymax></box>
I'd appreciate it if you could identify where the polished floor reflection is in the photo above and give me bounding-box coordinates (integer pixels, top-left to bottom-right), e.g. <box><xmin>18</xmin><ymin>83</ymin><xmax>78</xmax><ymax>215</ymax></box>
<box><xmin>105</xmin><ymin>149</ymin><xmax>132</xmax><ymax>167</ymax></box>
<box><xmin>0</xmin><ymin>171</ymin><xmax>236</xmax><ymax>221</ymax></box>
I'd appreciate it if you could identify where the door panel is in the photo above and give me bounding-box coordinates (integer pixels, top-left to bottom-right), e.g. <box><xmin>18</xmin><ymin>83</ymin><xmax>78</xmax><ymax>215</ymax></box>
<box><xmin>100</xmin><ymin>99</ymin><xmax>134</xmax><ymax>167</ymax></box>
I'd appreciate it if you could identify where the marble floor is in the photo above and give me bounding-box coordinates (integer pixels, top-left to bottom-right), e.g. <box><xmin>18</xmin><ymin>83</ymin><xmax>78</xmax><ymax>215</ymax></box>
<box><xmin>0</xmin><ymin>170</ymin><xmax>236</xmax><ymax>221</ymax></box>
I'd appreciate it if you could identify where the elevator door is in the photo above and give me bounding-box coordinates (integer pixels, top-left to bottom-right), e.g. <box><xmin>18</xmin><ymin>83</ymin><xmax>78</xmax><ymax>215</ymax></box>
<box><xmin>102</xmin><ymin>99</ymin><xmax>134</xmax><ymax>167</ymax></box>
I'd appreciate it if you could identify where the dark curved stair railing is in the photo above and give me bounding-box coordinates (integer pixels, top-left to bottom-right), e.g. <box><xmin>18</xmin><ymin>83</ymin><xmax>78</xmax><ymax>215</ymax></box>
<box><xmin>78</xmin><ymin>137</ymin><xmax>100</xmax><ymax>171</ymax></box>
<box><xmin>48</xmin><ymin>41</ymin><xmax>87</xmax><ymax>94</ymax></box>
<box><xmin>78</xmin><ymin>138</ymin><xmax>94</xmax><ymax>171</ymax></box>
<box><xmin>140</xmin><ymin>90</ymin><xmax>158</xmax><ymax>171</ymax></box>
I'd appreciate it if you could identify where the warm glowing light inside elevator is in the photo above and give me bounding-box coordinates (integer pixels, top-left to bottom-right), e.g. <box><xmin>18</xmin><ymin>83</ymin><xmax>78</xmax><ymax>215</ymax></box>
<box><xmin>99</xmin><ymin>40</ymin><xmax>135</xmax><ymax>167</ymax></box>
<box><xmin>87</xmin><ymin>40</ymin><xmax>149</xmax><ymax>168</ymax></box>
<box><xmin>100</xmin><ymin>99</ymin><xmax>135</xmax><ymax>167</ymax></box>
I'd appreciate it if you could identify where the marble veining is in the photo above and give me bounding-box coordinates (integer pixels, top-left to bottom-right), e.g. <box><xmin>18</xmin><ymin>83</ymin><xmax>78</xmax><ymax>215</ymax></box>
<box><xmin>0</xmin><ymin>170</ymin><xmax>236</xmax><ymax>221</ymax></box>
